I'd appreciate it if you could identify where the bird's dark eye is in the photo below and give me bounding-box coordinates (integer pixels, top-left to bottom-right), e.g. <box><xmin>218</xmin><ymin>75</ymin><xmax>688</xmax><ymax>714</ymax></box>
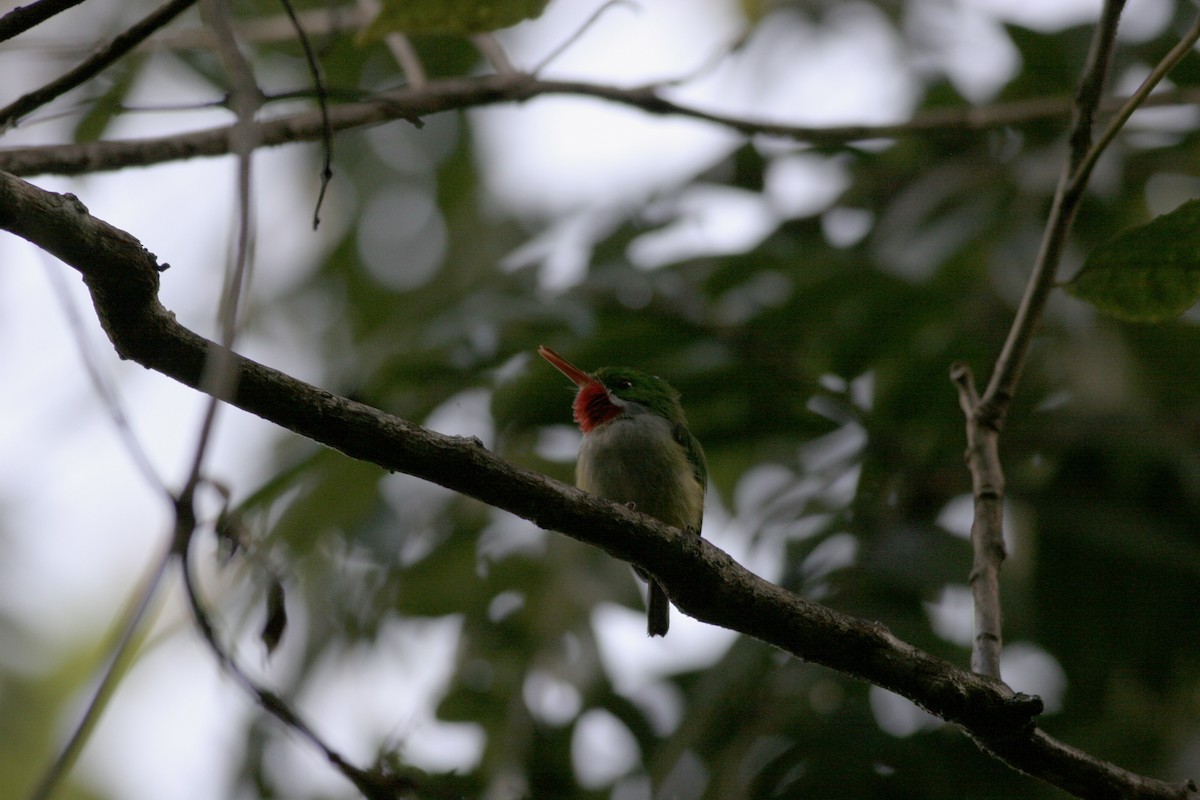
<box><xmin>614</xmin><ymin>379</ymin><xmax>633</xmax><ymax>390</ymax></box>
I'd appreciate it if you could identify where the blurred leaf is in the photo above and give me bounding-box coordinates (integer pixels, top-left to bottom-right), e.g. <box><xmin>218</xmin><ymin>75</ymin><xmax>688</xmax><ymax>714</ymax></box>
<box><xmin>268</xmin><ymin>450</ymin><xmax>387</xmax><ymax>555</ymax></box>
<box><xmin>1068</xmin><ymin>199</ymin><xmax>1200</xmax><ymax>321</ymax></box>
<box><xmin>260</xmin><ymin>577</ymin><xmax>287</xmax><ymax>656</ymax></box>
<box><xmin>362</xmin><ymin>0</ymin><xmax>551</xmax><ymax>38</ymax></box>
<box><xmin>71</xmin><ymin>58</ymin><xmax>139</xmax><ymax>144</ymax></box>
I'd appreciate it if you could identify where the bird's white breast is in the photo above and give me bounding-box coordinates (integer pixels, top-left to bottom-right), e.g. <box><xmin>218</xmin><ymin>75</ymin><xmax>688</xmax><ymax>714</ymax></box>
<box><xmin>576</xmin><ymin>411</ymin><xmax>704</xmax><ymax>531</ymax></box>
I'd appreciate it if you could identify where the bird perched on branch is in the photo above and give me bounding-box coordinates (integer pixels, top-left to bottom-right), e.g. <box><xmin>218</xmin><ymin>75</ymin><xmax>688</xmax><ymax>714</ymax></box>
<box><xmin>539</xmin><ymin>346</ymin><xmax>706</xmax><ymax>637</ymax></box>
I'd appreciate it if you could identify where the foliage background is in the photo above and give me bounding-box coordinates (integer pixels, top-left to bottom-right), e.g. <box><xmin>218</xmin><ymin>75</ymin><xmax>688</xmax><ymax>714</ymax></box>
<box><xmin>1</xmin><ymin>0</ymin><xmax>1199</xmax><ymax>798</ymax></box>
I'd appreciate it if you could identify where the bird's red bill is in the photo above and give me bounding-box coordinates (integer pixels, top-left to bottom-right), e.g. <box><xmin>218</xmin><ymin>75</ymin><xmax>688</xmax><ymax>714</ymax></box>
<box><xmin>538</xmin><ymin>345</ymin><xmax>594</xmax><ymax>387</ymax></box>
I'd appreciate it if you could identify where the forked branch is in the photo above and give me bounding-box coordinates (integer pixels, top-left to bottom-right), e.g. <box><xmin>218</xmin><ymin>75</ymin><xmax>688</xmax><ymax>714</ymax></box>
<box><xmin>953</xmin><ymin>1</ymin><xmax>1200</xmax><ymax>683</ymax></box>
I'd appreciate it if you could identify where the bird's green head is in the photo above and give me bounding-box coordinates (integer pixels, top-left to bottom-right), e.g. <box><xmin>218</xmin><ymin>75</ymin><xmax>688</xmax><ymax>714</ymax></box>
<box><xmin>539</xmin><ymin>346</ymin><xmax>686</xmax><ymax>433</ymax></box>
<box><xmin>592</xmin><ymin>366</ymin><xmax>685</xmax><ymax>422</ymax></box>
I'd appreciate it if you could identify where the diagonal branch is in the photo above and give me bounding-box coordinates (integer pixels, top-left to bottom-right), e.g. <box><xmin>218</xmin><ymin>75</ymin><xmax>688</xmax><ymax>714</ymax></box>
<box><xmin>980</xmin><ymin>0</ymin><xmax>1130</xmax><ymax>418</ymax></box>
<box><xmin>0</xmin><ymin>0</ymin><xmax>198</xmax><ymax>133</ymax></box>
<box><xmin>0</xmin><ymin>169</ymin><xmax>1194</xmax><ymax>800</ymax></box>
<box><xmin>0</xmin><ymin>0</ymin><xmax>88</xmax><ymax>44</ymax></box>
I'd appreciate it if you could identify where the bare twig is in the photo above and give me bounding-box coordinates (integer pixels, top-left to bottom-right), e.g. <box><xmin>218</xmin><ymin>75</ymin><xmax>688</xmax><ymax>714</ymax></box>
<box><xmin>0</xmin><ymin>0</ymin><xmax>88</xmax><ymax>43</ymax></box>
<box><xmin>979</xmin><ymin>4</ymin><xmax>1200</xmax><ymax>416</ymax></box>
<box><xmin>178</xmin><ymin>0</ymin><xmax>259</xmax><ymax>500</ymax></box>
<box><xmin>157</xmin><ymin>13</ymin><xmax>369</xmax><ymax>793</ymax></box>
<box><xmin>42</xmin><ymin>256</ymin><xmax>170</xmax><ymax>495</ymax></box>
<box><xmin>8</xmin><ymin>71</ymin><xmax>1200</xmax><ymax>179</ymax></box>
<box><xmin>1067</xmin><ymin>9</ymin><xmax>1200</xmax><ymax>206</ymax></box>
<box><xmin>382</xmin><ymin>31</ymin><xmax>427</xmax><ymax>87</ymax></box>
<box><xmin>980</xmin><ymin>0</ymin><xmax>1126</xmax><ymax>414</ymax></box>
<box><xmin>950</xmin><ymin>362</ymin><xmax>1006</xmax><ymax>677</ymax></box>
<box><xmin>0</xmin><ymin>0</ymin><xmax>198</xmax><ymax>132</ymax></box>
<box><xmin>530</xmin><ymin>0</ymin><xmax>635</xmax><ymax>75</ymax></box>
<box><xmin>275</xmin><ymin>0</ymin><xmax>334</xmax><ymax>229</ymax></box>
<box><xmin>23</xmin><ymin>175</ymin><xmax>176</xmax><ymax>800</ymax></box>
<box><xmin>952</xmin><ymin>0</ymin><xmax>1126</xmax><ymax>682</ymax></box>
<box><xmin>953</xmin><ymin>3</ymin><xmax>1200</xmax><ymax>684</ymax></box>
<box><xmin>1</xmin><ymin>171</ymin><xmax>1194</xmax><ymax>800</ymax></box>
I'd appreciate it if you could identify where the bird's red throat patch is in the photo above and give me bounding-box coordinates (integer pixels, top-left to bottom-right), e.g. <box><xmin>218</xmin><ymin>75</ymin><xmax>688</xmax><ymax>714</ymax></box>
<box><xmin>573</xmin><ymin>383</ymin><xmax>622</xmax><ymax>433</ymax></box>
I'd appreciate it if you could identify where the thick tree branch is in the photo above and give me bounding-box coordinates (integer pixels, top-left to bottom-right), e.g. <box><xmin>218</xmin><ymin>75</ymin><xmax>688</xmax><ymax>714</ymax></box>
<box><xmin>0</xmin><ymin>170</ymin><xmax>1194</xmax><ymax>800</ymax></box>
<box><xmin>0</xmin><ymin>0</ymin><xmax>88</xmax><ymax>44</ymax></box>
<box><xmin>6</xmin><ymin>71</ymin><xmax>1200</xmax><ymax>178</ymax></box>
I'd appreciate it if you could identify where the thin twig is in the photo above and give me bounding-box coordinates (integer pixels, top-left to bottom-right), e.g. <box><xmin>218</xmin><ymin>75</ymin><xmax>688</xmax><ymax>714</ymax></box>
<box><xmin>163</xmin><ymin>12</ymin><xmax>372</xmax><ymax>794</ymax></box>
<box><xmin>0</xmin><ymin>0</ymin><xmax>87</xmax><ymax>43</ymax></box>
<box><xmin>981</xmin><ymin>0</ymin><xmax>1127</xmax><ymax>412</ymax></box>
<box><xmin>276</xmin><ymin>0</ymin><xmax>334</xmax><ymax>229</ymax></box>
<box><xmin>530</xmin><ymin>0</ymin><xmax>636</xmax><ymax>75</ymax></box>
<box><xmin>355</xmin><ymin>0</ymin><xmax>427</xmax><ymax>88</ymax></box>
<box><xmin>950</xmin><ymin>362</ymin><xmax>1007</xmax><ymax>677</ymax></box>
<box><xmin>0</xmin><ymin>0</ymin><xmax>198</xmax><ymax>132</ymax></box>
<box><xmin>10</xmin><ymin>73</ymin><xmax>1200</xmax><ymax>179</ymax></box>
<box><xmin>1067</xmin><ymin>9</ymin><xmax>1200</xmax><ymax>204</ymax></box>
<box><xmin>472</xmin><ymin>33</ymin><xmax>517</xmax><ymax>75</ymax></box>
<box><xmin>142</xmin><ymin>4</ymin><xmax>367</xmax><ymax>51</ymax></box>
<box><xmin>953</xmin><ymin>0</ymin><xmax>1127</xmax><ymax>682</ymax></box>
<box><xmin>181</xmin><ymin>0</ymin><xmax>259</xmax><ymax>496</ymax></box>
<box><xmin>953</xmin><ymin>1</ymin><xmax>1200</xmax><ymax>687</ymax></box>
<box><xmin>42</xmin><ymin>255</ymin><xmax>170</xmax><ymax>496</ymax></box>
<box><xmin>26</xmin><ymin>250</ymin><xmax>177</xmax><ymax>800</ymax></box>
<box><xmin>382</xmin><ymin>32</ymin><xmax>427</xmax><ymax>87</ymax></box>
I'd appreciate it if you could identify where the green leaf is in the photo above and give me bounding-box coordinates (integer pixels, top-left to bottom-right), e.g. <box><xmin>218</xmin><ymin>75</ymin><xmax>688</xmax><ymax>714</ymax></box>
<box><xmin>1068</xmin><ymin>199</ymin><xmax>1200</xmax><ymax>322</ymax></box>
<box><xmin>72</xmin><ymin>58</ymin><xmax>139</xmax><ymax>144</ymax></box>
<box><xmin>362</xmin><ymin>0</ymin><xmax>551</xmax><ymax>38</ymax></box>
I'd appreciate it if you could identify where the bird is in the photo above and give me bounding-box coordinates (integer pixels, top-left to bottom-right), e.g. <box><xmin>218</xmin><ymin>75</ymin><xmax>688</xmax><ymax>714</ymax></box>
<box><xmin>538</xmin><ymin>345</ymin><xmax>706</xmax><ymax>637</ymax></box>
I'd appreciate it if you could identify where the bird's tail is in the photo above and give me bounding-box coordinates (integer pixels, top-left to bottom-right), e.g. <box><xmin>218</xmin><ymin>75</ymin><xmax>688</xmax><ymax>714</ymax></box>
<box><xmin>647</xmin><ymin>579</ymin><xmax>670</xmax><ymax>637</ymax></box>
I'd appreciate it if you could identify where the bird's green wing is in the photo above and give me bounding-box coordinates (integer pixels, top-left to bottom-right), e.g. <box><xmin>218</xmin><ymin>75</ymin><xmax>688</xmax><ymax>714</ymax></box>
<box><xmin>673</xmin><ymin>422</ymin><xmax>708</xmax><ymax>489</ymax></box>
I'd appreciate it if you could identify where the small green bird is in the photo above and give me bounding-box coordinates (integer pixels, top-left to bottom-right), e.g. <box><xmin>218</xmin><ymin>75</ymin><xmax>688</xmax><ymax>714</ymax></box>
<box><xmin>539</xmin><ymin>346</ymin><xmax>707</xmax><ymax>637</ymax></box>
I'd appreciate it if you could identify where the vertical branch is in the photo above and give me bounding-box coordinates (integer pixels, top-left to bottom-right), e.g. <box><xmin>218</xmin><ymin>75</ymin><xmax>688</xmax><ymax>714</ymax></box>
<box><xmin>950</xmin><ymin>363</ymin><xmax>1005</xmax><ymax>676</ymax></box>
<box><xmin>181</xmin><ymin>0</ymin><xmax>259</xmax><ymax>491</ymax></box>
<box><xmin>275</xmin><ymin>0</ymin><xmax>334</xmax><ymax>229</ymax></box>
<box><xmin>161</xmin><ymin>9</ymin><xmax>405</xmax><ymax>795</ymax></box>
<box><xmin>953</xmin><ymin>0</ymin><xmax>1127</xmax><ymax>679</ymax></box>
